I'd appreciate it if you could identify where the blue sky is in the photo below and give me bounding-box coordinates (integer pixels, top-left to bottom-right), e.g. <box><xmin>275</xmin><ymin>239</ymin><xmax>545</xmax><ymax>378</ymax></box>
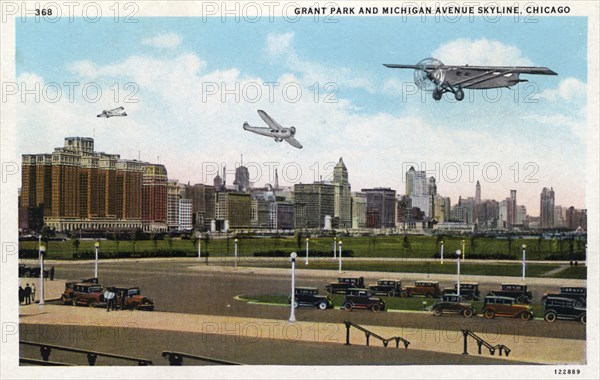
<box><xmin>15</xmin><ymin>15</ymin><xmax>588</xmax><ymax>215</ymax></box>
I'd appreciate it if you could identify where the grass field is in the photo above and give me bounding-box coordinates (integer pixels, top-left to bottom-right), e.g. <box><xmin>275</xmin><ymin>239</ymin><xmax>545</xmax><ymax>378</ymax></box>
<box><xmin>239</xmin><ymin>294</ymin><xmax>546</xmax><ymax>317</ymax></box>
<box><xmin>20</xmin><ymin>234</ymin><xmax>586</xmax><ymax>261</ymax></box>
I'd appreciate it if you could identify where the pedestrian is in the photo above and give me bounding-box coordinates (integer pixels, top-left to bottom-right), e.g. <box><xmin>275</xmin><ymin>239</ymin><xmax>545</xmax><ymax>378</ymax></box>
<box><xmin>119</xmin><ymin>290</ymin><xmax>126</xmax><ymax>310</ymax></box>
<box><xmin>31</xmin><ymin>283</ymin><xmax>36</xmax><ymax>303</ymax></box>
<box><xmin>24</xmin><ymin>283</ymin><xmax>32</xmax><ymax>305</ymax></box>
<box><xmin>104</xmin><ymin>288</ymin><xmax>115</xmax><ymax>312</ymax></box>
<box><xmin>49</xmin><ymin>266</ymin><xmax>55</xmax><ymax>281</ymax></box>
<box><xmin>19</xmin><ymin>286</ymin><xmax>24</xmax><ymax>305</ymax></box>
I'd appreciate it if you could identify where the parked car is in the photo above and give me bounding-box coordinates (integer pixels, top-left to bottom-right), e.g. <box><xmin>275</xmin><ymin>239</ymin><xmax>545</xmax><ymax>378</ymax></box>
<box><xmin>441</xmin><ymin>282</ymin><xmax>480</xmax><ymax>300</ymax></box>
<box><xmin>19</xmin><ymin>264</ymin><xmax>52</xmax><ymax>278</ymax></box>
<box><xmin>543</xmin><ymin>296</ymin><xmax>586</xmax><ymax>324</ymax></box>
<box><xmin>432</xmin><ymin>294</ymin><xmax>476</xmax><ymax>318</ymax></box>
<box><xmin>368</xmin><ymin>279</ymin><xmax>402</xmax><ymax>297</ymax></box>
<box><xmin>113</xmin><ymin>286</ymin><xmax>155</xmax><ymax>311</ymax></box>
<box><xmin>480</xmin><ymin>295</ymin><xmax>533</xmax><ymax>320</ymax></box>
<box><xmin>342</xmin><ymin>288</ymin><xmax>386</xmax><ymax>312</ymax></box>
<box><xmin>401</xmin><ymin>280</ymin><xmax>441</xmax><ymax>298</ymax></box>
<box><xmin>542</xmin><ymin>287</ymin><xmax>586</xmax><ymax>305</ymax></box>
<box><xmin>487</xmin><ymin>283</ymin><xmax>532</xmax><ymax>303</ymax></box>
<box><xmin>62</xmin><ymin>282</ymin><xmax>105</xmax><ymax>307</ymax></box>
<box><xmin>288</xmin><ymin>287</ymin><xmax>333</xmax><ymax>310</ymax></box>
<box><xmin>325</xmin><ymin>277</ymin><xmax>365</xmax><ymax>294</ymax></box>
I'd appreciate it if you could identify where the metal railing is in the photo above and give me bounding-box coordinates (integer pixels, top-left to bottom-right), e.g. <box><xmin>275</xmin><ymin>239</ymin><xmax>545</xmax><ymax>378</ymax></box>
<box><xmin>343</xmin><ymin>321</ymin><xmax>410</xmax><ymax>349</ymax></box>
<box><xmin>461</xmin><ymin>330</ymin><xmax>511</xmax><ymax>357</ymax></box>
<box><xmin>19</xmin><ymin>358</ymin><xmax>70</xmax><ymax>366</ymax></box>
<box><xmin>20</xmin><ymin>341</ymin><xmax>153</xmax><ymax>366</ymax></box>
<box><xmin>162</xmin><ymin>351</ymin><xmax>242</xmax><ymax>366</ymax></box>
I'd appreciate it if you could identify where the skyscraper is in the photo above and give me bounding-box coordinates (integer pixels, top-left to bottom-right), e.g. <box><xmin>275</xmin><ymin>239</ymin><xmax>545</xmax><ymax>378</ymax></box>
<box><xmin>475</xmin><ymin>180</ymin><xmax>481</xmax><ymax>204</ymax></box>
<box><xmin>333</xmin><ymin>157</ymin><xmax>352</xmax><ymax>228</ymax></box>
<box><xmin>20</xmin><ymin>137</ymin><xmax>145</xmax><ymax>232</ymax></box>
<box><xmin>294</xmin><ymin>182</ymin><xmax>335</xmax><ymax>229</ymax></box>
<box><xmin>362</xmin><ymin>187</ymin><xmax>396</xmax><ymax>229</ymax></box>
<box><xmin>405</xmin><ymin>167</ymin><xmax>430</xmax><ymax>217</ymax></box>
<box><xmin>540</xmin><ymin>187</ymin><xmax>555</xmax><ymax>229</ymax></box>
<box><xmin>142</xmin><ymin>163</ymin><xmax>168</xmax><ymax>231</ymax></box>
<box><xmin>507</xmin><ymin>190</ymin><xmax>517</xmax><ymax>228</ymax></box>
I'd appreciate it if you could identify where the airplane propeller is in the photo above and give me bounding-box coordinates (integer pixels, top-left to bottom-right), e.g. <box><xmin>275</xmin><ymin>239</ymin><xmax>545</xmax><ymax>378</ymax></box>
<box><xmin>413</xmin><ymin>57</ymin><xmax>445</xmax><ymax>91</ymax></box>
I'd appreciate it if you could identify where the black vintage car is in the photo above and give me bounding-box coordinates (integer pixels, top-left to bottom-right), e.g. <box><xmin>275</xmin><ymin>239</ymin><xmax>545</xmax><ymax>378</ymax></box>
<box><xmin>368</xmin><ymin>279</ymin><xmax>402</xmax><ymax>297</ymax></box>
<box><xmin>542</xmin><ymin>287</ymin><xmax>586</xmax><ymax>305</ymax></box>
<box><xmin>112</xmin><ymin>286</ymin><xmax>155</xmax><ymax>311</ymax></box>
<box><xmin>342</xmin><ymin>288</ymin><xmax>386</xmax><ymax>312</ymax></box>
<box><xmin>288</xmin><ymin>287</ymin><xmax>333</xmax><ymax>310</ymax></box>
<box><xmin>543</xmin><ymin>296</ymin><xmax>586</xmax><ymax>324</ymax></box>
<box><xmin>441</xmin><ymin>282</ymin><xmax>480</xmax><ymax>300</ymax></box>
<box><xmin>325</xmin><ymin>277</ymin><xmax>365</xmax><ymax>295</ymax></box>
<box><xmin>488</xmin><ymin>283</ymin><xmax>532</xmax><ymax>304</ymax></box>
<box><xmin>432</xmin><ymin>294</ymin><xmax>476</xmax><ymax>318</ymax></box>
<box><xmin>19</xmin><ymin>264</ymin><xmax>52</xmax><ymax>278</ymax></box>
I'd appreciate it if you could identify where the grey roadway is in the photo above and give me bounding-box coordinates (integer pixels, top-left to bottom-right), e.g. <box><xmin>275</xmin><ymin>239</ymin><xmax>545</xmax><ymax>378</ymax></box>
<box><xmin>33</xmin><ymin>258</ymin><xmax>586</xmax><ymax>341</ymax></box>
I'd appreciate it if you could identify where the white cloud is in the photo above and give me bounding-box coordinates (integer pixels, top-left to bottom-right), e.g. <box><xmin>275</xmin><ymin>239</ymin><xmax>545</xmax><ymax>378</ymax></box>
<box><xmin>265</xmin><ymin>32</ymin><xmax>376</xmax><ymax>93</ymax></box>
<box><xmin>432</xmin><ymin>38</ymin><xmax>534</xmax><ymax>66</ymax></box>
<box><xmin>141</xmin><ymin>32</ymin><xmax>182</xmax><ymax>49</ymax></box>
<box><xmin>537</xmin><ymin>77</ymin><xmax>586</xmax><ymax>102</ymax></box>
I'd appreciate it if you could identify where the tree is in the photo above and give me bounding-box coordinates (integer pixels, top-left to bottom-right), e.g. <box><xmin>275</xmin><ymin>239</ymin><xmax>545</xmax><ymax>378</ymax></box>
<box><xmin>469</xmin><ymin>236</ymin><xmax>477</xmax><ymax>254</ymax></box>
<box><xmin>166</xmin><ymin>233</ymin><xmax>174</xmax><ymax>252</ymax></box>
<box><xmin>130</xmin><ymin>231</ymin><xmax>137</xmax><ymax>253</ymax></box>
<box><xmin>191</xmin><ymin>233</ymin><xmax>199</xmax><ymax>250</ymax></box>
<box><xmin>507</xmin><ymin>235</ymin><xmax>514</xmax><ymax>255</ymax></box>
<box><xmin>150</xmin><ymin>232</ymin><xmax>158</xmax><ymax>251</ymax></box>
<box><xmin>71</xmin><ymin>235</ymin><xmax>80</xmax><ymax>256</ymax></box>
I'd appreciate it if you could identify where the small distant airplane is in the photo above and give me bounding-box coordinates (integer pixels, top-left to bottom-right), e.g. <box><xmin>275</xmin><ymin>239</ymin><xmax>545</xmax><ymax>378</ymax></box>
<box><xmin>243</xmin><ymin>110</ymin><xmax>303</xmax><ymax>149</ymax></box>
<box><xmin>97</xmin><ymin>106</ymin><xmax>127</xmax><ymax>118</ymax></box>
<box><xmin>384</xmin><ymin>58</ymin><xmax>558</xmax><ymax>101</ymax></box>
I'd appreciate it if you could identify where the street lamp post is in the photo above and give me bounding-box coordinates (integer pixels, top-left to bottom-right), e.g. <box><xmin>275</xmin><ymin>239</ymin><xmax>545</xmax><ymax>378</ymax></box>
<box><xmin>94</xmin><ymin>242</ymin><xmax>100</xmax><ymax>279</ymax></box>
<box><xmin>456</xmin><ymin>250</ymin><xmax>461</xmax><ymax>297</ymax></box>
<box><xmin>305</xmin><ymin>238</ymin><xmax>309</xmax><ymax>265</ymax></box>
<box><xmin>461</xmin><ymin>240</ymin><xmax>466</xmax><ymax>260</ymax></box>
<box><xmin>289</xmin><ymin>252</ymin><xmax>297</xmax><ymax>322</ymax></box>
<box><xmin>332</xmin><ymin>237</ymin><xmax>337</xmax><ymax>259</ymax></box>
<box><xmin>521</xmin><ymin>244</ymin><xmax>527</xmax><ymax>282</ymax></box>
<box><xmin>440</xmin><ymin>240</ymin><xmax>444</xmax><ymax>264</ymax></box>
<box><xmin>338</xmin><ymin>240</ymin><xmax>343</xmax><ymax>273</ymax></box>
<box><xmin>234</xmin><ymin>239</ymin><xmax>238</xmax><ymax>269</ymax></box>
<box><xmin>39</xmin><ymin>237</ymin><xmax>46</xmax><ymax>306</ymax></box>
<box><xmin>197</xmin><ymin>233</ymin><xmax>202</xmax><ymax>260</ymax></box>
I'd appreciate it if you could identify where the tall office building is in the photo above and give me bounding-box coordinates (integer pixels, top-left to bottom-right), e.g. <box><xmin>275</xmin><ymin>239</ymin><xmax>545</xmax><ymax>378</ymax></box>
<box><xmin>507</xmin><ymin>190</ymin><xmax>517</xmax><ymax>228</ymax></box>
<box><xmin>215</xmin><ymin>192</ymin><xmax>252</xmax><ymax>229</ymax></box>
<box><xmin>333</xmin><ymin>157</ymin><xmax>352</xmax><ymax>228</ymax></box>
<box><xmin>166</xmin><ymin>180</ymin><xmax>181</xmax><ymax>230</ymax></box>
<box><xmin>185</xmin><ymin>183</ymin><xmax>215</xmax><ymax>229</ymax></box>
<box><xmin>351</xmin><ymin>192</ymin><xmax>367</xmax><ymax>229</ymax></box>
<box><xmin>178</xmin><ymin>198</ymin><xmax>193</xmax><ymax>230</ymax></box>
<box><xmin>234</xmin><ymin>163</ymin><xmax>251</xmax><ymax>192</ymax></box>
<box><xmin>20</xmin><ymin>137</ymin><xmax>145</xmax><ymax>232</ymax></box>
<box><xmin>540</xmin><ymin>187</ymin><xmax>555</xmax><ymax>229</ymax></box>
<box><xmin>142</xmin><ymin>164</ymin><xmax>168</xmax><ymax>231</ymax></box>
<box><xmin>362</xmin><ymin>187</ymin><xmax>396</xmax><ymax>229</ymax></box>
<box><xmin>294</xmin><ymin>182</ymin><xmax>335</xmax><ymax>229</ymax></box>
<box><xmin>566</xmin><ymin>207</ymin><xmax>587</xmax><ymax>230</ymax></box>
<box><xmin>475</xmin><ymin>181</ymin><xmax>481</xmax><ymax>204</ymax></box>
<box><xmin>405</xmin><ymin>167</ymin><xmax>430</xmax><ymax>218</ymax></box>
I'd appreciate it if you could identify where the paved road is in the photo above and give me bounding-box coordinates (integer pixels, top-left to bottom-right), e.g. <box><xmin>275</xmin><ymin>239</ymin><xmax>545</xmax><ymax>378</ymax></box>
<box><xmin>44</xmin><ymin>259</ymin><xmax>586</xmax><ymax>341</ymax></box>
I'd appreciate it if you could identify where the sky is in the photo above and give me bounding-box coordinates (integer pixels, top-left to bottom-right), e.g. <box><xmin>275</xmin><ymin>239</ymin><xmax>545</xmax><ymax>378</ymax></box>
<box><xmin>14</xmin><ymin>15</ymin><xmax>588</xmax><ymax>216</ymax></box>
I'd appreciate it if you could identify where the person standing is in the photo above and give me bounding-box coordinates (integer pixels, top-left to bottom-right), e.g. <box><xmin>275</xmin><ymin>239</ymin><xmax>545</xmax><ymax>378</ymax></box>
<box><xmin>24</xmin><ymin>284</ymin><xmax>32</xmax><ymax>305</ymax></box>
<box><xmin>104</xmin><ymin>288</ymin><xmax>115</xmax><ymax>312</ymax></box>
<box><xmin>31</xmin><ymin>283</ymin><xmax>36</xmax><ymax>303</ymax></box>
<box><xmin>19</xmin><ymin>286</ymin><xmax>24</xmax><ymax>305</ymax></box>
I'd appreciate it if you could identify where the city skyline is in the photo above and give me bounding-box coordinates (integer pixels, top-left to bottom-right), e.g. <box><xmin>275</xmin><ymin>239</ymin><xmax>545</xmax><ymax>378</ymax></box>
<box><xmin>14</xmin><ymin>16</ymin><xmax>588</xmax><ymax>215</ymax></box>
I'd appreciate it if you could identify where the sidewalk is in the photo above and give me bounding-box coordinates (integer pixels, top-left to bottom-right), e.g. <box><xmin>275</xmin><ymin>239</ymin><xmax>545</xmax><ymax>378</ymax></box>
<box><xmin>19</xmin><ymin>304</ymin><xmax>585</xmax><ymax>364</ymax></box>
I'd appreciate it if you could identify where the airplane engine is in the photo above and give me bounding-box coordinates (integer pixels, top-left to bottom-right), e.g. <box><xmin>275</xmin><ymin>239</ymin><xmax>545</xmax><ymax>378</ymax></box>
<box><xmin>414</xmin><ymin>57</ymin><xmax>444</xmax><ymax>91</ymax></box>
<box><xmin>290</xmin><ymin>126</ymin><xmax>296</xmax><ymax>135</ymax></box>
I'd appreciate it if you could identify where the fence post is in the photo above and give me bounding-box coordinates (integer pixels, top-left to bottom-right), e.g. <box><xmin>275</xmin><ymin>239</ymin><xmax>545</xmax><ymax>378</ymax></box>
<box><xmin>87</xmin><ymin>353</ymin><xmax>98</xmax><ymax>366</ymax></box>
<box><xmin>40</xmin><ymin>346</ymin><xmax>51</xmax><ymax>361</ymax></box>
<box><xmin>344</xmin><ymin>322</ymin><xmax>351</xmax><ymax>345</ymax></box>
<box><xmin>462</xmin><ymin>330</ymin><xmax>469</xmax><ymax>355</ymax></box>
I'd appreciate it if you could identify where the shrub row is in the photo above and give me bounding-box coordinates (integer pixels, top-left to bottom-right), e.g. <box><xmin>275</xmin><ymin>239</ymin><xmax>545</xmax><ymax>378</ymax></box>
<box><xmin>253</xmin><ymin>250</ymin><xmax>354</xmax><ymax>258</ymax></box>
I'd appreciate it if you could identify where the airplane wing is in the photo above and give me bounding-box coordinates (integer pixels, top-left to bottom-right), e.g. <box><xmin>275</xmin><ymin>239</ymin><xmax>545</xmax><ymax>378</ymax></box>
<box><xmin>97</xmin><ymin>113</ymin><xmax>108</xmax><ymax>118</ymax></box>
<box><xmin>257</xmin><ymin>110</ymin><xmax>283</xmax><ymax>131</ymax></box>
<box><xmin>444</xmin><ymin>65</ymin><xmax>558</xmax><ymax>75</ymax></box>
<box><xmin>109</xmin><ymin>106</ymin><xmax>125</xmax><ymax>112</ymax></box>
<box><xmin>243</xmin><ymin>122</ymin><xmax>275</xmax><ymax>138</ymax></box>
<box><xmin>284</xmin><ymin>136</ymin><xmax>303</xmax><ymax>149</ymax></box>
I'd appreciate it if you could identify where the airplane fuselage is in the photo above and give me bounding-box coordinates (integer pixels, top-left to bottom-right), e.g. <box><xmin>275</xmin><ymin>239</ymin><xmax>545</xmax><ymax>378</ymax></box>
<box><xmin>444</xmin><ymin>68</ymin><xmax>524</xmax><ymax>89</ymax></box>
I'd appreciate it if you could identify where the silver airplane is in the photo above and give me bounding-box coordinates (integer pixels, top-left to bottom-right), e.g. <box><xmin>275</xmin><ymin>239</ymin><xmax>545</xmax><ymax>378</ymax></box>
<box><xmin>97</xmin><ymin>106</ymin><xmax>127</xmax><ymax>118</ymax></box>
<box><xmin>384</xmin><ymin>58</ymin><xmax>557</xmax><ymax>101</ymax></box>
<box><xmin>243</xmin><ymin>110</ymin><xmax>303</xmax><ymax>149</ymax></box>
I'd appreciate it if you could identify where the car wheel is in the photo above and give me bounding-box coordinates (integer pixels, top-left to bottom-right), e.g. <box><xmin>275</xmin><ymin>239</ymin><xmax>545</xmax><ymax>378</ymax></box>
<box><xmin>544</xmin><ymin>311</ymin><xmax>557</xmax><ymax>323</ymax></box>
<box><xmin>387</xmin><ymin>290</ymin><xmax>396</xmax><ymax>297</ymax></box>
<box><xmin>88</xmin><ymin>301</ymin><xmax>97</xmax><ymax>308</ymax></box>
<box><xmin>325</xmin><ymin>287</ymin><xmax>333</xmax><ymax>295</ymax></box>
<box><xmin>72</xmin><ymin>298</ymin><xmax>79</xmax><ymax>306</ymax></box>
<box><xmin>483</xmin><ymin>309</ymin><xmax>495</xmax><ymax>319</ymax></box>
<box><xmin>343</xmin><ymin>302</ymin><xmax>353</xmax><ymax>311</ymax></box>
<box><xmin>293</xmin><ymin>301</ymin><xmax>299</xmax><ymax>309</ymax></box>
<box><xmin>425</xmin><ymin>292</ymin><xmax>433</xmax><ymax>298</ymax></box>
<box><xmin>462</xmin><ymin>308</ymin><xmax>474</xmax><ymax>318</ymax></box>
<box><xmin>581</xmin><ymin>314</ymin><xmax>586</xmax><ymax>325</ymax></box>
<box><xmin>24</xmin><ymin>271</ymin><xmax>31</xmax><ymax>278</ymax></box>
<box><xmin>371</xmin><ymin>304</ymin><xmax>381</xmax><ymax>312</ymax></box>
<box><xmin>520</xmin><ymin>312</ymin><xmax>532</xmax><ymax>321</ymax></box>
<box><xmin>433</xmin><ymin>307</ymin><xmax>443</xmax><ymax>317</ymax></box>
<box><xmin>400</xmin><ymin>291</ymin><xmax>408</xmax><ymax>298</ymax></box>
<box><xmin>516</xmin><ymin>296</ymin><xmax>527</xmax><ymax>304</ymax></box>
<box><xmin>318</xmin><ymin>301</ymin><xmax>328</xmax><ymax>310</ymax></box>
